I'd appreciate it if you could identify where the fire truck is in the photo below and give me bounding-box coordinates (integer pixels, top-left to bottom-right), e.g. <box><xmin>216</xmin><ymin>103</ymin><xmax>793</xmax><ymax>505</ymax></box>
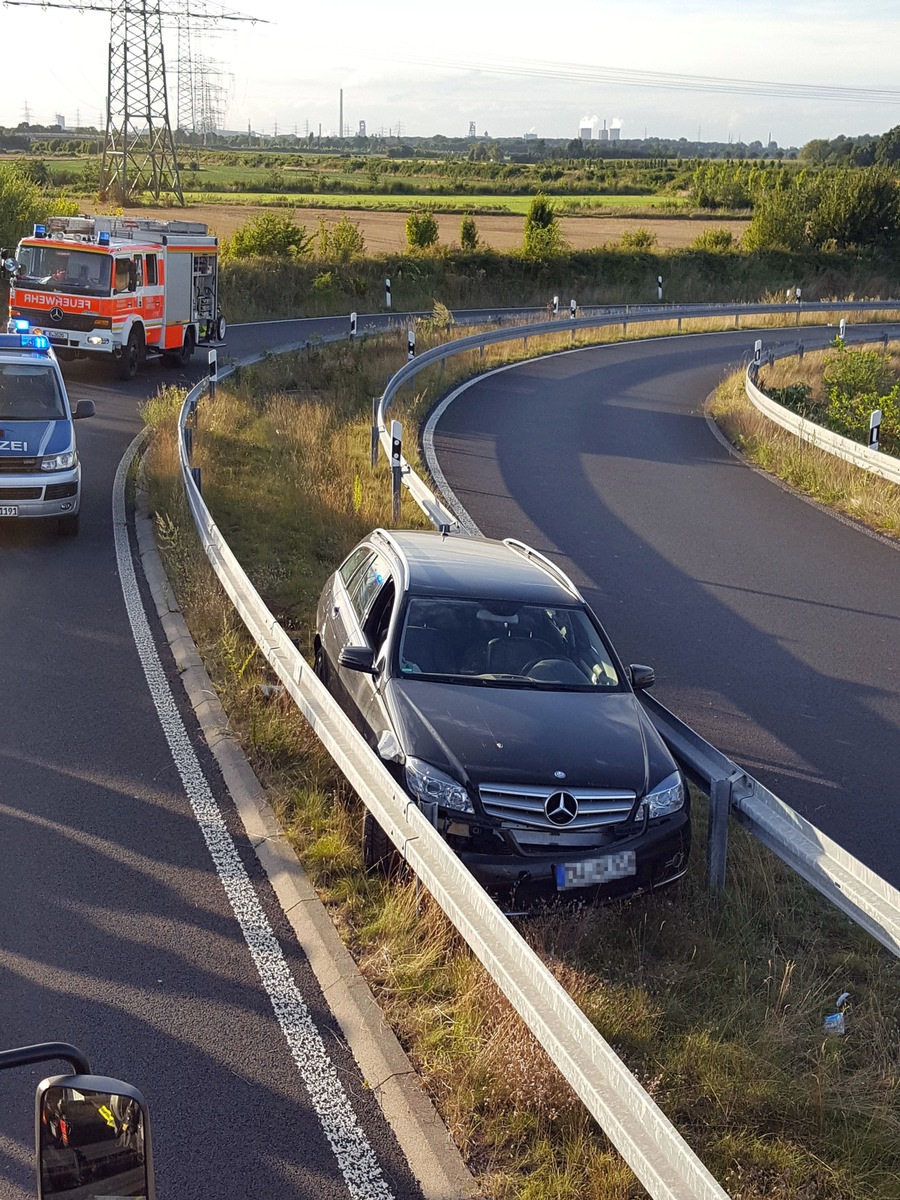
<box><xmin>2</xmin><ymin>215</ymin><xmax>226</xmax><ymax>380</ymax></box>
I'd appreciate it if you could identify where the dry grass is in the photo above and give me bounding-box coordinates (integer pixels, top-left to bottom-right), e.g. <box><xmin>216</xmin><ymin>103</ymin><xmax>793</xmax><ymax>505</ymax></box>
<box><xmin>708</xmin><ymin>362</ymin><xmax>900</xmax><ymax>540</ymax></box>
<box><xmin>141</xmin><ymin>323</ymin><xmax>900</xmax><ymax>1199</ymax></box>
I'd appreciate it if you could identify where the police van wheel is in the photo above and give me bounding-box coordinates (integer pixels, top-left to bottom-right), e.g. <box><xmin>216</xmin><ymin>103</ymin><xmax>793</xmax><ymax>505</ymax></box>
<box><xmin>116</xmin><ymin>328</ymin><xmax>143</xmax><ymax>380</ymax></box>
<box><xmin>58</xmin><ymin>514</ymin><xmax>80</xmax><ymax>537</ymax></box>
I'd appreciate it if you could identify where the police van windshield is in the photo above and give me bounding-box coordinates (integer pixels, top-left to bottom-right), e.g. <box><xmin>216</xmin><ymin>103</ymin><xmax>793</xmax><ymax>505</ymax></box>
<box><xmin>16</xmin><ymin>245</ymin><xmax>112</xmax><ymax>296</ymax></box>
<box><xmin>0</xmin><ymin>364</ymin><xmax>67</xmax><ymax>420</ymax></box>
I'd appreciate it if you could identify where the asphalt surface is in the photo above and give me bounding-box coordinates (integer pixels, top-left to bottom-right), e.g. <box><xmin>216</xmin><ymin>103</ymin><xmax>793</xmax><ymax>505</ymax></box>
<box><xmin>429</xmin><ymin>327</ymin><xmax>900</xmax><ymax>888</ymax></box>
<box><xmin>0</xmin><ymin>321</ymin><xmax>426</xmax><ymax>1199</ymax></box>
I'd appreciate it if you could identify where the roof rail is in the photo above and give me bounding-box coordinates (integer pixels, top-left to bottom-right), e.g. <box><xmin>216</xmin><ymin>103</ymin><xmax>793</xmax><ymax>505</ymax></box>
<box><xmin>503</xmin><ymin>538</ymin><xmax>582</xmax><ymax>600</ymax></box>
<box><xmin>371</xmin><ymin>528</ymin><xmax>410</xmax><ymax>592</ymax></box>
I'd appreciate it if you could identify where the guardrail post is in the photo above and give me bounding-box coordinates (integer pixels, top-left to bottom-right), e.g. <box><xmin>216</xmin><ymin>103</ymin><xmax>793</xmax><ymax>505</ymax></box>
<box><xmin>191</xmin><ymin>465</ymin><xmax>202</xmax><ymax>494</ymax></box>
<box><xmin>677</xmin><ymin>316</ymin><xmax>682</xmax><ymax>331</ymax></box>
<box><xmin>707</xmin><ymin>776</ymin><xmax>732</xmax><ymax>892</ymax></box>
<box><xmin>523</xmin><ymin>335</ymin><xmax>528</xmax><ymax>350</ymax></box>
<box><xmin>798</xmin><ymin>342</ymin><xmax>804</xmax><ymax>361</ymax></box>
<box><xmin>184</xmin><ymin>425</ymin><xmax>193</xmax><ymax>462</ymax></box>
<box><xmin>370</xmin><ymin>397</ymin><xmax>380</xmax><ymax>468</ymax></box>
<box><xmin>390</xmin><ymin>419</ymin><xmax>402</xmax><ymax>523</ymax></box>
<box><xmin>734</xmin><ymin>312</ymin><xmax>740</xmax><ymax>329</ymax></box>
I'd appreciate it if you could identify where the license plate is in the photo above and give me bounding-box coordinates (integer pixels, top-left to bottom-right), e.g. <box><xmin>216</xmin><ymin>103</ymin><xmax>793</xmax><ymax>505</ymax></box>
<box><xmin>555</xmin><ymin>850</ymin><xmax>636</xmax><ymax>890</ymax></box>
<box><xmin>47</xmin><ymin>332</ymin><xmax>67</xmax><ymax>344</ymax></box>
<box><xmin>0</xmin><ymin>506</ymin><xmax>19</xmax><ymax>517</ymax></box>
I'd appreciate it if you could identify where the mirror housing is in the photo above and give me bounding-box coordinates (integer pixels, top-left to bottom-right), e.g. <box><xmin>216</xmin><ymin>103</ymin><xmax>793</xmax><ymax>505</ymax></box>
<box><xmin>36</xmin><ymin>1074</ymin><xmax>155</xmax><ymax>1199</ymax></box>
<box><xmin>629</xmin><ymin>664</ymin><xmax>656</xmax><ymax>690</ymax></box>
<box><xmin>338</xmin><ymin>644</ymin><xmax>378</xmax><ymax>675</ymax></box>
<box><xmin>73</xmin><ymin>399</ymin><xmax>96</xmax><ymax>420</ymax></box>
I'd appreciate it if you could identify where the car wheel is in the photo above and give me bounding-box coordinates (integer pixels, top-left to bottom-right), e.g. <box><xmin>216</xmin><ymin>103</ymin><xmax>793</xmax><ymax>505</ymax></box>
<box><xmin>58</xmin><ymin>513</ymin><xmax>80</xmax><ymax>537</ymax></box>
<box><xmin>313</xmin><ymin>643</ymin><xmax>326</xmax><ymax>682</ymax></box>
<box><xmin>116</xmin><ymin>326</ymin><xmax>144</xmax><ymax>380</ymax></box>
<box><xmin>362</xmin><ymin>810</ymin><xmax>399</xmax><ymax>876</ymax></box>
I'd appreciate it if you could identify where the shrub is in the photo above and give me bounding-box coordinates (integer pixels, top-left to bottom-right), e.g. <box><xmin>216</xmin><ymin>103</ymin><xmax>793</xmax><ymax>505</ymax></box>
<box><xmin>460</xmin><ymin>215</ymin><xmax>479</xmax><ymax>252</ymax></box>
<box><xmin>315</xmin><ymin>215</ymin><xmax>366</xmax><ymax>263</ymax></box>
<box><xmin>619</xmin><ymin>226</ymin><xmax>658</xmax><ymax>251</ymax></box>
<box><xmin>522</xmin><ymin>193</ymin><xmax>565</xmax><ymax>259</ymax></box>
<box><xmin>224</xmin><ymin>211</ymin><xmax>311</xmax><ymax>260</ymax></box>
<box><xmin>405</xmin><ymin>207</ymin><xmax>439</xmax><ymax>250</ymax></box>
<box><xmin>690</xmin><ymin>227</ymin><xmax>735</xmax><ymax>252</ymax></box>
<box><xmin>823</xmin><ymin>343</ymin><xmax>900</xmax><ymax>448</ymax></box>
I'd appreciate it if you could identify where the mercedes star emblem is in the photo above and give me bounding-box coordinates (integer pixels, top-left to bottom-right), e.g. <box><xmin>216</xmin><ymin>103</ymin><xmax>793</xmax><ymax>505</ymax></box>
<box><xmin>545</xmin><ymin>791</ymin><xmax>578</xmax><ymax>826</ymax></box>
<box><xmin>49</xmin><ymin>307</ymin><xmax>64</xmax><ymax>322</ymax></box>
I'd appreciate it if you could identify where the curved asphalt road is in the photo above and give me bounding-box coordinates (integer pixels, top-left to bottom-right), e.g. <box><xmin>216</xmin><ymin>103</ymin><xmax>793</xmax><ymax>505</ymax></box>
<box><xmin>0</xmin><ymin>316</ymin><xmax>423</xmax><ymax>1200</ymax></box>
<box><xmin>429</xmin><ymin>328</ymin><xmax>900</xmax><ymax>888</ymax></box>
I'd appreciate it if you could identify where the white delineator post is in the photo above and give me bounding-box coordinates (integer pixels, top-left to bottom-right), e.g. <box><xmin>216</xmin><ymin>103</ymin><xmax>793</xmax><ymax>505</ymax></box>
<box><xmin>869</xmin><ymin>409</ymin><xmax>882</xmax><ymax>451</ymax></box>
<box><xmin>390</xmin><ymin>419</ymin><xmax>402</xmax><ymax>522</ymax></box>
<box><xmin>407</xmin><ymin>327</ymin><xmax>416</xmax><ymax>360</ymax></box>
<box><xmin>349</xmin><ymin>311</ymin><xmax>357</xmax><ymax>338</ymax></box>
<box><xmin>208</xmin><ymin>348</ymin><xmax>217</xmax><ymax>402</ymax></box>
<box><xmin>385</xmin><ymin>277</ymin><xmax>392</xmax><ymax>309</ymax></box>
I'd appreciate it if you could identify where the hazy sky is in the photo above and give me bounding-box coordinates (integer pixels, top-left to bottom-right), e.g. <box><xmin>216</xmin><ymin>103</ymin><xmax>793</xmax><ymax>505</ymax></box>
<box><xmin>3</xmin><ymin>0</ymin><xmax>899</xmax><ymax>146</ymax></box>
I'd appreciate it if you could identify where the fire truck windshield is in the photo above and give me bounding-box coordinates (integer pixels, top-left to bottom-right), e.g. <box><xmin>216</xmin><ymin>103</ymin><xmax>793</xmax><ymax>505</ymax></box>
<box><xmin>16</xmin><ymin>245</ymin><xmax>112</xmax><ymax>296</ymax></box>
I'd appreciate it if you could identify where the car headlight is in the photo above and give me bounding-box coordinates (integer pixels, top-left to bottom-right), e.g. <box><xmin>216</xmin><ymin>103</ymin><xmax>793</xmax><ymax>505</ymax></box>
<box><xmin>41</xmin><ymin>450</ymin><xmax>77</xmax><ymax>471</ymax></box>
<box><xmin>405</xmin><ymin>757</ymin><xmax>475</xmax><ymax>813</ymax></box>
<box><xmin>638</xmin><ymin>771</ymin><xmax>685</xmax><ymax>820</ymax></box>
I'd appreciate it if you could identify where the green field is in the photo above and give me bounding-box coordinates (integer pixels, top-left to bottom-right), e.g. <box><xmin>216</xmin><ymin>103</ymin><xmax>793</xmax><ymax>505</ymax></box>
<box><xmin>179</xmin><ymin>191</ymin><xmax>684</xmax><ymax>215</ymax></box>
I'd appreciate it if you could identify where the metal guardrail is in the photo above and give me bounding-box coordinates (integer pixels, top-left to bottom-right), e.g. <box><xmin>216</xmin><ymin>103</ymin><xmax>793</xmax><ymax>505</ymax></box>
<box><xmin>171</xmin><ymin>301</ymin><xmax>900</xmax><ymax>1200</ymax></box>
<box><xmin>745</xmin><ymin>352</ymin><xmax>900</xmax><ymax>486</ymax></box>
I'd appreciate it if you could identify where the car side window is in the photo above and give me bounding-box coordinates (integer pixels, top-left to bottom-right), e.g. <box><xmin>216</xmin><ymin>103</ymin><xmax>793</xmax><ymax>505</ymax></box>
<box><xmin>348</xmin><ymin>552</ymin><xmax>390</xmax><ymax>623</ymax></box>
<box><xmin>340</xmin><ymin>546</ymin><xmax>373</xmax><ymax>587</ymax></box>
<box><xmin>364</xmin><ymin>579</ymin><xmax>396</xmax><ymax>654</ymax></box>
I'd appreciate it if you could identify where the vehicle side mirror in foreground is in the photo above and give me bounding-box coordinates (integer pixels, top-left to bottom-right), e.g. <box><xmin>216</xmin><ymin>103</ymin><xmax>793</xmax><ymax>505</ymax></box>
<box><xmin>36</xmin><ymin>1074</ymin><xmax>155</xmax><ymax>1199</ymax></box>
<box><xmin>629</xmin><ymin>664</ymin><xmax>656</xmax><ymax>690</ymax></box>
<box><xmin>73</xmin><ymin>400</ymin><xmax>96</xmax><ymax>420</ymax></box>
<box><xmin>339</xmin><ymin>645</ymin><xmax>378</xmax><ymax>675</ymax></box>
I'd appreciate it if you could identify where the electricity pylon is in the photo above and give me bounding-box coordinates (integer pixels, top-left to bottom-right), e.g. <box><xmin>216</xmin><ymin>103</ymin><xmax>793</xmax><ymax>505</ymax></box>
<box><xmin>5</xmin><ymin>0</ymin><xmax>262</xmax><ymax>204</ymax></box>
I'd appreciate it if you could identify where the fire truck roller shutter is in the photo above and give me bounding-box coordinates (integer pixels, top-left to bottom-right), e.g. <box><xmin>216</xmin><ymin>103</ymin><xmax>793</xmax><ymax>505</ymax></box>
<box><xmin>164</xmin><ymin>251</ymin><xmax>192</xmax><ymax>326</ymax></box>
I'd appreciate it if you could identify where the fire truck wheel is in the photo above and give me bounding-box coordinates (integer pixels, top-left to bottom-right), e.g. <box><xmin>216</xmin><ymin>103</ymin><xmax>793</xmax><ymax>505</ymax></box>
<box><xmin>165</xmin><ymin>327</ymin><xmax>195</xmax><ymax>368</ymax></box>
<box><xmin>215</xmin><ymin>314</ymin><xmax>227</xmax><ymax>341</ymax></box>
<box><xmin>116</xmin><ymin>327</ymin><xmax>144</xmax><ymax>380</ymax></box>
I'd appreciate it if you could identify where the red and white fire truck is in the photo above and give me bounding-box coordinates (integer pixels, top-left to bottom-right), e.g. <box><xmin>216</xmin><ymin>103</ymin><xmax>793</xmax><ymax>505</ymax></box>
<box><xmin>3</xmin><ymin>215</ymin><xmax>225</xmax><ymax>379</ymax></box>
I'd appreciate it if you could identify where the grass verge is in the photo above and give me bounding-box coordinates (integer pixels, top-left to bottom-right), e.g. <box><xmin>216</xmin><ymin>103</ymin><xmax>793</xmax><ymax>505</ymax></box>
<box><xmin>708</xmin><ymin>362</ymin><xmax>900</xmax><ymax>541</ymax></box>
<box><xmin>142</xmin><ymin>321</ymin><xmax>900</xmax><ymax>1199</ymax></box>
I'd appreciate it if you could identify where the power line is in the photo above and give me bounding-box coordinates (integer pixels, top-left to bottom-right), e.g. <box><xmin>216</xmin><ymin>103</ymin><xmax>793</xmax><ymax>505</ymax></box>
<box><xmin>397</xmin><ymin>53</ymin><xmax>900</xmax><ymax>106</ymax></box>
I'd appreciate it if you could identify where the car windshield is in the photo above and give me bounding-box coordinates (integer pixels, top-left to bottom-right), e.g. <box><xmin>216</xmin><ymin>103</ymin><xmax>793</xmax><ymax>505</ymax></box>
<box><xmin>397</xmin><ymin>597</ymin><xmax>623</xmax><ymax>690</ymax></box>
<box><xmin>15</xmin><ymin>245</ymin><xmax>112</xmax><ymax>296</ymax></box>
<box><xmin>0</xmin><ymin>364</ymin><xmax>67</xmax><ymax>420</ymax></box>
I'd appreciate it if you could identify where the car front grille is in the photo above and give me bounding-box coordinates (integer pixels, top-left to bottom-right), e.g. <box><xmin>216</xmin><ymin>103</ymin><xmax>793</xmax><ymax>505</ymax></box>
<box><xmin>0</xmin><ymin>487</ymin><xmax>42</xmax><ymax>500</ymax></box>
<box><xmin>13</xmin><ymin>307</ymin><xmax>100</xmax><ymax>333</ymax></box>
<box><xmin>479</xmin><ymin>784</ymin><xmax>636</xmax><ymax>831</ymax></box>
<box><xmin>45</xmin><ymin>482</ymin><xmax>78</xmax><ymax>499</ymax></box>
<box><xmin>0</xmin><ymin>458</ymin><xmax>39</xmax><ymax>473</ymax></box>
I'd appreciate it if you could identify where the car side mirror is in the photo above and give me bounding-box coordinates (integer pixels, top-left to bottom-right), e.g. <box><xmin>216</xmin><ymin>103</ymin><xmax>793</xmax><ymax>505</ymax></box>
<box><xmin>73</xmin><ymin>400</ymin><xmax>95</xmax><ymax>420</ymax></box>
<box><xmin>339</xmin><ymin>645</ymin><xmax>378</xmax><ymax>675</ymax></box>
<box><xmin>36</xmin><ymin>1074</ymin><xmax>155</xmax><ymax>1198</ymax></box>
<box><xmin>629</xmin><ymin>664</ymin><xmax>656</xmax><ymax>690</ymax></box>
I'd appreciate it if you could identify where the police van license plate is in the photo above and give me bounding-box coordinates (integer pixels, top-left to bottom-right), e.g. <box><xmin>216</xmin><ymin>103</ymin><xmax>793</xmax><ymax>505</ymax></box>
<box><xmin>0</xmin><ymin>506</ymin><xmax>19</xmax><ymax>517</ymax></box>
<box><xmin>555</xmin><ymin>850</ymin><xmax>636</xmax><ymax>890</ymax></box>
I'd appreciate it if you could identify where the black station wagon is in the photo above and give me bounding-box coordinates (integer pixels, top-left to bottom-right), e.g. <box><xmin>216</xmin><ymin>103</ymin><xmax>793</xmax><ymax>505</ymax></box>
<box><xmin>315</xmin><ymin>529</ymin><xmax>690</xmax><ymax>906</ymax></box>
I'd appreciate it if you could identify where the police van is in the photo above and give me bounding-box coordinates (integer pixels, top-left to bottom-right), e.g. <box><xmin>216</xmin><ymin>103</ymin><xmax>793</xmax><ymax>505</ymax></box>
<box><xmin>0</xmin><ymin>324</ymin><xmax>94</xmax><ymax>536</ymax></box>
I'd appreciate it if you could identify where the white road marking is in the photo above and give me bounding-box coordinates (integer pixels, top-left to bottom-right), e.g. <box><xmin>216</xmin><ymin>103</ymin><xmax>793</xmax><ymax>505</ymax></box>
<box><xmin>112</xmin><ymin>431</ymin><xmax>395</xmax><ymax>1200</ymax></box>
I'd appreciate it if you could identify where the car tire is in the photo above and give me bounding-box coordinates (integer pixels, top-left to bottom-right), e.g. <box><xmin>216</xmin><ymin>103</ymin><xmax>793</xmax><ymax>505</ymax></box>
<box><xmin>362</xmin><ymin>810</ymin><xmax>399</xmax><ymax>876</ymax></box>
<box><xmin>58</xmin><ymin>513</ymin><xmax>80</xmax><ymax>537</ymax></box>
<box><xmin>116</xmin><ymin>326</ymin><xmax>144</xmax><ymax>380</ymax></box>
